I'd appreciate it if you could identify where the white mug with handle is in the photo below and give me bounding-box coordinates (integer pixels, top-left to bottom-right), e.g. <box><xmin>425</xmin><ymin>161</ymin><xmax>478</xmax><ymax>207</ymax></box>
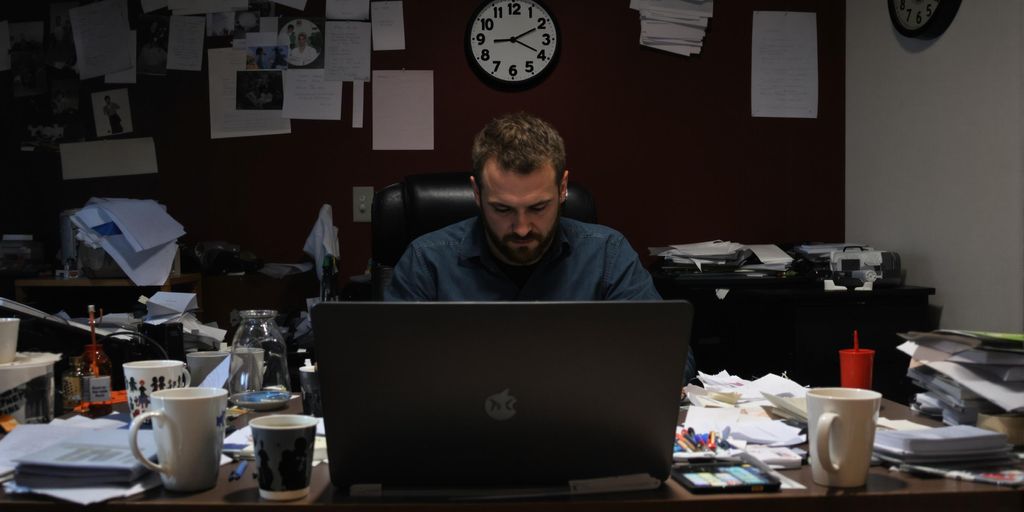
<box><xmin>129</xmin><ymin>387</ymin><xmax>228</xmax><ymax>492</ymax></box>
<box><xmin>806</xmin><ymin>387</ymin><xmax>882</xmax><ymax>488</ymax></box>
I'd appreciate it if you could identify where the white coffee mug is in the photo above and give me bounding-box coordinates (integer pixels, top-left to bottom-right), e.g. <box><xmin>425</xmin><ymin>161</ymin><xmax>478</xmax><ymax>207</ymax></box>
<box><xmin>123</xmin><ymin>360</ymin><xmax>191</xmax><ymax>419</ymax></box>
<box><xmin>0</xmin><ymin>318</ymin><xmax>20</xmax><ymax>364</ymax></box>
<box><xmin>806</xmin><ymin>387</ymin><xmax>882</xmax><ymax>487</ymax></box>
<box><xmin>129</xmin><ymin>387</ymin><xmax>228</xmax><ymax>492</ymax></box>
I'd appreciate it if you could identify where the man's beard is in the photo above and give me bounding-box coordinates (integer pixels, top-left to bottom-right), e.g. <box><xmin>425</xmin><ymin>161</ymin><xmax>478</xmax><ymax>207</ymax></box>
<box><xmin>482</xmin><ymin>214</ymin><xmax>559</xmax><ymax>266</ymax></box>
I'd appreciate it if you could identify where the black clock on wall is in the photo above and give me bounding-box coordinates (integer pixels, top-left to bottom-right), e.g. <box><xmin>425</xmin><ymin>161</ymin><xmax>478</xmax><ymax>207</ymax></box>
<box><xmin>465</xmin><ymin>0</ymin><xmax>561</xmax><ymax>90</ymax></box>
<box><xmin>887</xmin><ymin>0</ymin><xmax>961</xmax><ymax>39</ymax></box>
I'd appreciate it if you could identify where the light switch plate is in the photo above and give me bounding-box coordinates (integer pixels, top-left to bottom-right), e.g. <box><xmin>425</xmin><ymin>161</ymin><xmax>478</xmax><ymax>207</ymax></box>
<box><xmin>352</xmin><ymin>186</ymin><xmax>373</xmax><ymax>223</ymax></box>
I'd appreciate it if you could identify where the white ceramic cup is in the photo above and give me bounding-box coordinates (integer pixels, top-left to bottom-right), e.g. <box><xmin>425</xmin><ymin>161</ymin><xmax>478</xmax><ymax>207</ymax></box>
<box><xmin>0</xmin><ymin>318</ymin><xmax>20</xmax><ymax>364</ymax></box>
<box><xmin>806</xmin><ymin>387</ymin><xmax>882</xmax><ymax>487</ymax></box>
<box><xmin>123</xmin><ymin>360</ymin><xmax>191</xmax><ymax>419</ymax></box>
<box><xmin>129</xmin><ymin>387</ymin><xmax>228</xmax><ymax>492</ymax></box>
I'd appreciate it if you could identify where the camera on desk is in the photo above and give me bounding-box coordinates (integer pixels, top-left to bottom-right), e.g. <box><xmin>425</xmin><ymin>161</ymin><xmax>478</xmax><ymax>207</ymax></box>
<box><xmin>829</xmin><ymin>249</ymin><xmax>902</xmax><ymax>290</ymax></box>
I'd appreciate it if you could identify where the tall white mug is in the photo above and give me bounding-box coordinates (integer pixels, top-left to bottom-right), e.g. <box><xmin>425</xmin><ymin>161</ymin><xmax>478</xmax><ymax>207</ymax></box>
<box><xmin>806</xmin><ymin>387</ymin><xmax>882</xmax><ymax>487</ymax></box>
<box><xmin>129</xmin><ymin>387</ymin><xmax>228</xmax><ymax>492</ymax></box>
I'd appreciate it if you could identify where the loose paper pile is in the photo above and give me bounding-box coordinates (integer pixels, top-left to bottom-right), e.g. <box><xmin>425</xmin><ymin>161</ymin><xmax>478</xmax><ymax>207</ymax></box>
<box><xmin>629</xmin><ymin>0</ymin><xmax>713</xmax><ymax>56</ymax></box>
<box><xmin>143</xmin><ymin>291</ymin><xmax>227</xmax><ymax>346</ymax></box>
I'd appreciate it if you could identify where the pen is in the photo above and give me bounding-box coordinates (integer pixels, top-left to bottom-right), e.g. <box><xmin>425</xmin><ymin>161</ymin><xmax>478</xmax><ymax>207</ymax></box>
<box><xmin>708</xmin><ymin>431</ymin><xmax>717</xmax><ymax>451</ymax></box>
<box><xmin>229</xmin><ymin>460</ymin><xmax>249</xmax><ymax>481</ymax></box>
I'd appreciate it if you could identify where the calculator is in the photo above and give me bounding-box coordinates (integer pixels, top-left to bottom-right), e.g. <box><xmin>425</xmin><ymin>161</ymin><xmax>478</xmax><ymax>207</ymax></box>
<box><xmin>671</xmin><ymin>462</ymin><xmax>782</xmax><ymax>493</ymax></box>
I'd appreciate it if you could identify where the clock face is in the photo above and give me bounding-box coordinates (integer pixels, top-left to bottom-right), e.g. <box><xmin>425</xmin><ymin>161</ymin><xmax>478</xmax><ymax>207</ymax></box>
<box><xmin>466</xmin><ymin>0</ymin><xmax>560</xmax><ymax>89</ymax></box>
<box><xmin>887</xmin><ymin>0</ymin><xmax>961</xmax><ymax>39</ymax></box>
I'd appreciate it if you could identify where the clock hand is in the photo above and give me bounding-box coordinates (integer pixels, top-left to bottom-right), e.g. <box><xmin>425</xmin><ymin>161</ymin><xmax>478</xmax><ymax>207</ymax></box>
<box><xmin>493</xmin><ymin>37</ymin><xmax>513</xmax><ymax>42</ymax></box>
<box><xmin>513</xmin><ymin>39</ymin><xmax>537</xmax><ymax>52</ymax></box>
<box><xmin>513</xmin><ymin>27</ymin><xmax>538</xmax><ymax>40</ymax></box>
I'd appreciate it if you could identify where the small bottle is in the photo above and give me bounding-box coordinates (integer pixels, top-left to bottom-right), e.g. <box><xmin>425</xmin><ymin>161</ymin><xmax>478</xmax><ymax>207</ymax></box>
<box><xmin>60</xmin><ymin>355</ymin><xmax>85</xmax><ymax>413</ymax></box>
<box><xmin>81</xmin><ymin>305</ymin><xmax>114</xmax><ymax>417</ymax></box>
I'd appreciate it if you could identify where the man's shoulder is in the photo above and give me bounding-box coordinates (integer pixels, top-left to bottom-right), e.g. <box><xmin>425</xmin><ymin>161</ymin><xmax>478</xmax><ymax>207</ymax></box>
<box><xmin>408</xmin><ymin>217</ymin><xmax>475</xmax><ymax>252</ymax></box>
<box><xmin>560</xmin><ymin>217</ymin><xmax>628</xmax><ymax>243</ymax></box>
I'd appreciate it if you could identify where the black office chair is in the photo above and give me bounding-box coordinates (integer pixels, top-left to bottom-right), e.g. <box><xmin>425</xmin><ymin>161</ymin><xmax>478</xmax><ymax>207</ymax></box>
<box><xmin>370</xmin><ymin>171</ymin><xmax>597</xmax><ymax>299</ymax></box>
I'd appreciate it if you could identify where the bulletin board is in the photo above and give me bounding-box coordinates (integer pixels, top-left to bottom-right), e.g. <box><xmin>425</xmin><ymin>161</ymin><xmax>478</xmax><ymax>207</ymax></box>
<box><xmin>0</xmin><ymin>0</ymin><xmax>845</xmax><ymax>283</ymax></box>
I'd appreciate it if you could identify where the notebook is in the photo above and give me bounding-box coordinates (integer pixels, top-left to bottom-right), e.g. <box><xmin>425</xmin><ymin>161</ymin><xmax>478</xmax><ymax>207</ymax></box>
<box><xmin>310</xmin><ymin>300</ymin><xmax>693</xmax><ymax>497</ymax></box>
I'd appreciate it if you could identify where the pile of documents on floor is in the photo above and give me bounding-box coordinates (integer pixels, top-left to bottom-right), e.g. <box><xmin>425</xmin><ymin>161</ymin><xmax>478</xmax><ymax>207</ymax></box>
<box><xmin>897</xmin><ymin>330</ymin><xmax>1024</xmax><ymax>426</ymax></box>
<box><xmin>650</xmin><ymin>241</ymin><xmax>793</xmax><ymax>274</ymax></box>
<box><xmin>629</xmin><ymin>0</ymin><xmax>713</xmax><ymax>56</ymax></box>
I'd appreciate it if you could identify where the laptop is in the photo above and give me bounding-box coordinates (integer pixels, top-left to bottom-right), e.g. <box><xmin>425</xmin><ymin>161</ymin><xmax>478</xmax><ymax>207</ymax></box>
<box><xmin>310</xmin><ymin>300</ymin><xmax>693</xmax><ymax>497</ymax></box>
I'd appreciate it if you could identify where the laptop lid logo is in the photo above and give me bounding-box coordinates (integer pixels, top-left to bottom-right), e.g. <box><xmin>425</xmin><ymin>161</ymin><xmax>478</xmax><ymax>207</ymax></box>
<box><xmin>485</xmin><ymin>388</ymin><xmax>517</xmax><ymax>421</ymax></box>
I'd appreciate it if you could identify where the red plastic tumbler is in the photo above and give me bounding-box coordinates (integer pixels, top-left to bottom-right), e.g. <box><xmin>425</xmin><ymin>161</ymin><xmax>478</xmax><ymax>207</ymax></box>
<box><xmin>839</xmin><ymin>330</ymin><xmax>875</xmax><ymax>389</ymax></box>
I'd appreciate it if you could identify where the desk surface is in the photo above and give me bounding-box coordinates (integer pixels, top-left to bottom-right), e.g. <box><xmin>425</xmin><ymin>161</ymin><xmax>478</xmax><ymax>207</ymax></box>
<box><xmin>1</xmin><ymin>400</ymin><xmax>1020</xmax><ymax>511</ymax></box>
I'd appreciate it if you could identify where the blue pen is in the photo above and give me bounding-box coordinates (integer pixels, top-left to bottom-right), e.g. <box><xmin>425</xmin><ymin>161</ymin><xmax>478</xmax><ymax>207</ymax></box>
<box><xmin>229</xmin><ymin>460</ymin><xmax>249</xmax><ymax>481</ymax></box>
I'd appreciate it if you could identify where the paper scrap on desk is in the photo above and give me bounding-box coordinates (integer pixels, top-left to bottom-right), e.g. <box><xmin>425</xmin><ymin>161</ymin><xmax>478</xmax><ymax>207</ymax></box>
<box><xmin>49</xmin><ymin>415</ymin><xmax>127</xmax><ymax>430</ymax></box>
<box><xmin>735</xmin><ymin>373</ymin><xmax>808</xmax><ymax>400</ymax></box>
<box><xmin>328</xmin><ymin>0</ymin><xmax>369</xmax><ymax>20</ymax></box>
<box><xmin>683</xmin><ymin>406</ymin><xmax>742</xmax><ymax>434</ymax></box>
<box><xmin>0</xmin><ymin>21</ymin><xmax>11</xmax><ymax>72</ymax></box>
<box><xmin>372</xmin><ymin>70</ymin><xmax>433</xmax><ymax>150</ymax></box>
<box><xmin>69</xmin><ymin>0</ymin><xmax>133</xmax><ymax>79</ymax></box>
<box><xmin>748</xmin><ymin>244</ymin><xmax>793</xmax><ymax>265</ymax></box>
<box><xmin>167</xmin><ymin>15</ymin><xmax>206</xmax><ymax>71</ymax></box>
<box><xmin>199</xmin><ymin>355</ymin><xmax>231</xmax><ymax>388</ymax></box>
<box><xmin>146</xmin><ymin>291</ymin><xmax>197</xmax><ymax>316</ymax></box>
<box><xmin>325</xmin><ymin>21</ymin><xmax>371</xmax><ymax>82</ymax></box>
<box><xmin>59</xmin><ymin>138</ymin><xmax>158</xmax><ymax>180</ymax></box>
<box><xmin>105</xmin><ymin>30</ymin><xmax>137</xmax><ymax>83</ymax></box>
<box><xmin>0</xmin><ymin>424</ymin><xmax>91</xmax><ymax>478</ymax></box>
<box><xmin>208</xmin><ymin>47</ymin><xmax>291</xmax><ymax>139</ymax></box>
<box><xmin>729</xmin><ymin>420</ymin><xmax>805</xmax><ymax>447</ymax></box>
<box><xmin>751</xmin><ymin>11</ymin><xmax>818</xmax><ymax>119</ymax></box>
<box><xmin>283</xmin><ymin>69</ymin><xmax>343</xmax><ymax>120</ymax></box>
<box><xmin>179</xmin><ymin>313</ymin><xmax>227</xmax><ymax>343</ymax></box>
<box><xmin>371</xmin><ymin>1</ymin><xmax>405</xmax><ymax>51</ymax></box>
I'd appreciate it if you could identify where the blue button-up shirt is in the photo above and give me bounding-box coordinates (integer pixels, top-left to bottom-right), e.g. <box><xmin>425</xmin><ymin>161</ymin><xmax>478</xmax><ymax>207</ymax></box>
<box><xmin>384</xmin><ymin>217</ymin><xmax>662</xmax><ymax>301</ymax></box>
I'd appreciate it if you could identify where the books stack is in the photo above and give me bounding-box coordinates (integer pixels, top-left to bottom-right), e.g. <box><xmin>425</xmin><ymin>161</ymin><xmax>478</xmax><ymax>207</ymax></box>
<box><xmin>897</xmin><ymin>330</ymin><xmax>1024</xmax><ymax>425</ymax></box>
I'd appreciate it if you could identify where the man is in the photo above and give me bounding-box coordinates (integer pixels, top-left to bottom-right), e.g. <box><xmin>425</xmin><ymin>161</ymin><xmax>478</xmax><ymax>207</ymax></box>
<box><xmin>287</xmin><ymin>32</ymin><xmax>318</xmax><ymax>67</ymax></box>
<box><xmin>385</xmin><ymin>112</ymin><xmax>695</xmax><ymax>379</ymax></box>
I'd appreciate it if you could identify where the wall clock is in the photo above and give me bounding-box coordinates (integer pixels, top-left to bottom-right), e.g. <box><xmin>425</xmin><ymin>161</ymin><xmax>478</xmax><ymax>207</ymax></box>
<box><xmin>887</xmin><ymin>0</ymin><xmax>961</xmax><ymax>39</ymax></box>
<box><xmin>466</xmin><ymin>0</ymin><xmax>561</xmax><ymax>90</ymax></box>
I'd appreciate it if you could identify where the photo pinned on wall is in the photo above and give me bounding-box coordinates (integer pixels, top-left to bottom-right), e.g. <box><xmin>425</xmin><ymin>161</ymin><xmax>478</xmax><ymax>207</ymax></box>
<box><xmin>137</xmin><ymin>14</ymin><xmax>169</xmax><ymax>76</ymax></box>
<box><xmin>206</xmin><ymin>12</ymin><xmax>234</xmax><ymax>37</ymax></box>
<box><xmin>236</xmin><ymin>70</ymin><xmax>283</xmax><ymax>110</ymax></box>
<box><xmin>17</xmin><ymin>89</ymin><xmax>84</xmax><ymax>151</ymax></box>
<box><xmin>246</xmin><ymin>45</ymin><xmax>288</xmax><ymax>70</ymax></box>
<box><xmin>10</xmin><ymin>21</ymin><xmax>47</xmax><ymax>98</ymax></box>
<box><xmin>91</xmin><ymin>88</ymin><xmax>134</xmax><ymax>137</ymax></box>
<box><xmin>47</xmin><ymin>2</ymin><xmax>77</xmax><ymax>71</ymax></box>
<box><xmin>278</xmin><ymin>17</ymin><xmax>324</xmax><ymax>69</ymax></box>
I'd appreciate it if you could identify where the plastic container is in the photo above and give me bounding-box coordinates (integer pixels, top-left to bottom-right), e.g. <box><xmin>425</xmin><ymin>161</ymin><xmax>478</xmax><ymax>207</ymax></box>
<box><xmin>0</xmin><ymin>352</ymin><xmax>61</xmax><ymax>423</ymax></box>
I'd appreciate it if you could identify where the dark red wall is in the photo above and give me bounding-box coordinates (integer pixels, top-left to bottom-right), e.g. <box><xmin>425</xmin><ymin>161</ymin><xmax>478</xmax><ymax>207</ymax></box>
<box><xmin>2</xmin><ymin>0</ymin><xmax>844</xmax><ymax>284</ymax></box>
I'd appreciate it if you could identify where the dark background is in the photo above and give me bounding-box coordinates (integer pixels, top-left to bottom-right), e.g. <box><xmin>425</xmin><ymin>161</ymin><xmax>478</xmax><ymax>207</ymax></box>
<box><xmin>0</xmin><ymin>0</ymin><xmax>844</xmax><ymax>293</ymax></box>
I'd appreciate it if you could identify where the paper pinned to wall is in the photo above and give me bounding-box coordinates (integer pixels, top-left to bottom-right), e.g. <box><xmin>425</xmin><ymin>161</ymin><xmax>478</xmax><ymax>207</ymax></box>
<box><xmin>140</xmin><ymin>0</ymin><xmax>167</xmax><ymax>13</ymax></box>
<box><xmin>207</xmin><ymin>47</ymin><xmax>291</xmax><ymax>139</ymax></box>
<box><xmin>324</xmin><ymin>21</ymin><xmax>370</xmax><ymax>82</ymax></box>
<box><xmin>282</xmin><ymin>69</ymin><xmax>342</xmax><ymax>120</ymax></box>
<box><xmin>166</xmin><ymin>15</ymin><xmax>206</xmax><ymax>71</ymax></box>
<box><xmin>59</xmin><ymin>138</ymin><xmax>158</xmax><ymax>180</ymax></box>
<box><xmin>105</xmin><ymin>30</ymin><xmax>137</xmax><ymax>83</ymax></box>
<box><xmin>352</xmin><ymin>80</ymin><xmax>364</xmax><ymax>128</ymax></box>
<box><xmin>168</xmin><ymin>0</ymin><xmax>246</xmax><ymax>15</ymax></box>
<box><xmin>69</xmin><ymin>0</ymin><xmax>133</xmax><ymax>79</ymax></box>
<box><xmin>372</xmin><ymin>70</ymin><xmax>432</xmax><ymax>150</ymax></box>
<box><xmin>260</xmin><ymin>17</ymin><xmax>278</xmax><ymax>33</ymax></box>
<box><xmin>751</xmin><ymin>11</ymin><xmax>818</xmax><ymax>119</ymax></box>
<box><xmin>371</xmin><ymin>1</ymin><xmax>405</xmax><ymax>51</ymax></box>
<box><xmin>327</xmin><ymin>0</ymin><xmax>369</xmax><ymax>20</ymax></box>
<box><xmin>273</xmin><ymin>0</ymin><xmax>308</xmax><ymax>10</ymax></box>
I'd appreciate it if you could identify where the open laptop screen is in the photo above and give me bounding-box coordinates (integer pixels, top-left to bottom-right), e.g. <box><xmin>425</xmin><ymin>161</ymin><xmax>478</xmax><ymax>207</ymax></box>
<box><xmin>311</xmin><ymin>300</ymin><xmax>693</xmax><ymax>494</ymax></box>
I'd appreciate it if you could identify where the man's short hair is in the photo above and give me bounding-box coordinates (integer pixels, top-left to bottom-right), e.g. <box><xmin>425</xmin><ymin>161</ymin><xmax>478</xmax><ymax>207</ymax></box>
<box><xmin>471</xmin><ymin>112</ymin><xmax>565</xmax><ymax>188</ymax></box>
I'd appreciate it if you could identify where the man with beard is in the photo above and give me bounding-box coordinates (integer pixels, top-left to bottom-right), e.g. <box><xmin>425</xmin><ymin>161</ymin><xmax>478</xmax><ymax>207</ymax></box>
<box><xmin>385</xmin><ymin>112</ymin><xmax>695</xmax><ymax>377</ymax></box>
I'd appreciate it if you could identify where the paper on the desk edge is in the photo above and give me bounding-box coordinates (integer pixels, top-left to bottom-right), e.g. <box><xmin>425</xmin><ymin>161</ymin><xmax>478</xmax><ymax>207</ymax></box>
<box><xmin>3</xmin><ymin>473</ymin><xmax>161</xmax><ymax>506</ymax></box>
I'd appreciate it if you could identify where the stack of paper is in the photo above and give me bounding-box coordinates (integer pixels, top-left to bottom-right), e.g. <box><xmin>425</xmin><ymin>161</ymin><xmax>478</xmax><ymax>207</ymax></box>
<box><xmin>143</xmin><ymin>291</ymin><xmax>227</xmax><ymax>346</ymax></box>
<box><xmin>652</xmin><ymin>241</ymin><xmax>751</xmax><ymax>272</ymax></box>
<box><xmin>12</xmin><ymin>428</ymin><xmax>157</xmax><ymax>487</ymax></box>
<box><xmin>873</xmin><ymin>425</ymin><xmax>1014</xmax><ymax>466</ymax></box>
<box><xmin>629</xmin><ymin>0</ymin><xmax>713</xmax><ymax>56</ymax></box>
<box><xmin>69</xmin><ymin>198</ymin><xmax>185</xmax><ymax>286</ymax></box>
<box><xmin>897</xmin><ymin>330</ymin><xmax>1024</xmax><ymax>424</ymax></box>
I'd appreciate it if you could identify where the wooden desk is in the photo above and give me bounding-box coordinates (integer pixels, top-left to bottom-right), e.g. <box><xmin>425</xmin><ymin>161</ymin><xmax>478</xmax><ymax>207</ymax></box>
<box><xmin>1</xmin><ymin>400</ymin><xmax>1019</xmax><ymax>511</ymax></box>
<box><xmin>12</xmin><ymin>273</ymin><xmax>203</xmax><ymax>318</ymax></box>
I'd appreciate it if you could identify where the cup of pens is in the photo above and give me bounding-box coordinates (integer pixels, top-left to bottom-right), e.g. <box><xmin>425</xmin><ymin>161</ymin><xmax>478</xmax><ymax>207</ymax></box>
<box><xmin>839</xmin><ymin>330</ymin><xmax>874</xmax><ymax>390</ymax></box>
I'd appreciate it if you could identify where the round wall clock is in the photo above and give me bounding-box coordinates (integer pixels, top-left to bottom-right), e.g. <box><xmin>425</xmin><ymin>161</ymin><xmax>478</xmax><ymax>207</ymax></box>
<box><xmin>466</xmin><ymin>0</ymin><xmax>561</xmax><ymax>90</ymax></box>
<box><xmin>887</xmin><ymin>0</ymin><xmax>961</xmax><ymax>39</ymax></box>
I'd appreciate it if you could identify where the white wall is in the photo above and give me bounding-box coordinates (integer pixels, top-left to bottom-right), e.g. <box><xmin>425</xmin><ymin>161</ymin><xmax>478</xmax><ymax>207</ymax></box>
<box><xmin>846</xmin><ymin>2</ymin><xmax>1024</xmax><ymax>331</ymax></box>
